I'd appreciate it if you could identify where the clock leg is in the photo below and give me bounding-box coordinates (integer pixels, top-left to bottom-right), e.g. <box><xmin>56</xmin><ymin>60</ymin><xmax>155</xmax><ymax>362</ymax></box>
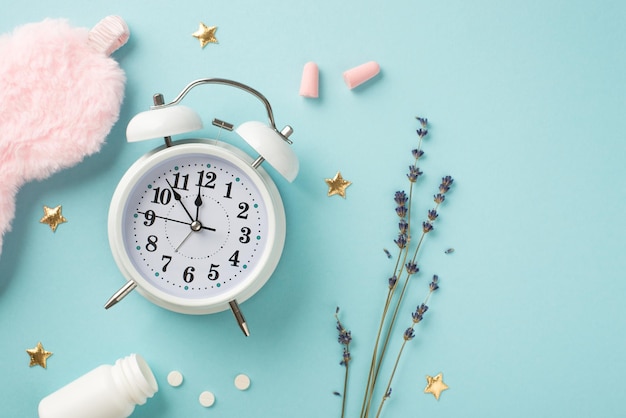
<box><xmin>104</xmin><ymin>280</ymin><xmax>137</xmax><ymax>309</ymax></box>
<box><xmin>229</xmin><ymin>300</ymin><xmax>250</xmax><ymax>337</ymax></box>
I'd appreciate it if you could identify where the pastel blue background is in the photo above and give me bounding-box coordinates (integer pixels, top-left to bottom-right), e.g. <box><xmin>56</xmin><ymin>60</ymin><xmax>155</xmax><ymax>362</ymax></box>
<box><xmin>1</xmin><ymin>1</ymin><xmax>625</xmax><ymax>417</ymax></box>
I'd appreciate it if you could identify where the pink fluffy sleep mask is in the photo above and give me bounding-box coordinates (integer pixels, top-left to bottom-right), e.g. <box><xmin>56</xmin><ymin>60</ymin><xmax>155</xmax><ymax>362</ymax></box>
<box><xmin>0</xmin><ymin>15</ymin><xmax>129</xmax><ymax>255</ymax></box>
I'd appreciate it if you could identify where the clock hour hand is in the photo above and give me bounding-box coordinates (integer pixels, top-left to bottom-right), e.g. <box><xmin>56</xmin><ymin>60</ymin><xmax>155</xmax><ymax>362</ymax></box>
<box><xmin>165</xmin><ymin>179</ymin><xmax>195</xmax><ymax>222</ymax></box>
<box><xmin>194</xmin><ymin>182</ymin><xmax>203</xmax><ymax>222</ymax></box>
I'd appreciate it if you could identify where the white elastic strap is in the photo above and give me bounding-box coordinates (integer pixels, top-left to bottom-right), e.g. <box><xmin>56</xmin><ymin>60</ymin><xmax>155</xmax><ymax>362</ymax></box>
<box><xmin>88</xmin><ymin>15</ymin><xmax>130</xmax><ymax>56</ymax></box>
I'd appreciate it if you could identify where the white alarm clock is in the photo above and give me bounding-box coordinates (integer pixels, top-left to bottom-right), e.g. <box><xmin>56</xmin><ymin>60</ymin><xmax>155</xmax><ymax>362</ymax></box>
<box><xmin>105</xmin><ymin>78</ymin><xmax>298</xmax><ymax>336</ymax></box>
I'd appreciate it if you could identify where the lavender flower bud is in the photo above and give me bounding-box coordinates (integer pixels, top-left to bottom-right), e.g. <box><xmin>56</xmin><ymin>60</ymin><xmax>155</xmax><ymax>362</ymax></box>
<box><xmin>405</xmin><ymin>261</ymin><xmax>419</xmax><ymax>275</ymax></box>
<box><xmin>434</xmin><ymin>193</ymin><xmax>445</xmax><ymax>204</ymax></box>
<box><xmin>430</xmin><ymin>275</ymin><xmax>439</xmax><ymax>292</ymax></box>
<box><xmin>407</xmin><ymin>165</ymin><xmax>423</xmax><ymax>183</ymax></box>
<box><xmin>388</xmin><ymin>275</ymin><xmax>398</xmax><ymax>289</ymax></box>
<box><xmin>427</xmin><ymin>209</ymin><xmax>438</xmax><ymax>222</ymax></box>
<box><xmin>416</xmin><ymin>128</ymin><xmax>428</xmax><ymax>139</ymax></box>
<box><xmin>340</xmin><ymin>347</ymin><xmax>351</xmax><ymax>366</ymax></box>
<box><xmin>411</xmin><ymin>312</ymin><xmax>423</xmax><ymax>323</ymax></box>
<box><xmin>394</xmin><ymin>234</ymin><xmax>408</xmax><ymax>249</ymax></box>
<box><xmin>394</xmin><ymin>190</ymin><xmax>408</xmax><ymax>207</ymax></box>
<box><xmin>422</xmin><ymin>221</ymin><xmax>434</xmax><ymax>233</ymax></box>
<box><xmin>439</xmin><ymin>175</ymin><xmax>454</xmax><ymax>194</ymax></box>
<box><xmin>403</xmin><ymin>327</ymin><xmax>415</xmax><ymax>341</ymax></box>
<box><xmin>337</xmin><ymin>328</ymin><xmax>352</xmax><ymax>345</ymax></box>
<box><xmin>412</xmin><ymin>148</ymin><xmax>424</xmax><ymax>160</ymax></box>
<box><xmin>415</xmin><ymin>116</ymin><xmax>428</xmax><ymax>127</ymax></box>
<box><xmin>412</xmin><ymin>303</ymin><xmax>429</xmax><ymax>323</ymax></box>
<box><xmin>396</xmin><ymin>205</ymin><xmax>408</xmax><ymax>218</ymax></box>
<box><xmin>398</xmin><ymin>219</ymin><xmax>408</xmax><ymax>235</ymax></box>
<box><xmin>385</xmin><ymin>387</ymin><xmax>392</xmax><ymax>399</ymax></box>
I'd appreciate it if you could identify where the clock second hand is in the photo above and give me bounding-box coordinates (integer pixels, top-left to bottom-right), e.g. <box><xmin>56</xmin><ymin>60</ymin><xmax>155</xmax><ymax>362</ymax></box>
<box><xmin>174</xmin><ymin>230</ymin><xmax>194</xmax><ymax>252</ymax></box>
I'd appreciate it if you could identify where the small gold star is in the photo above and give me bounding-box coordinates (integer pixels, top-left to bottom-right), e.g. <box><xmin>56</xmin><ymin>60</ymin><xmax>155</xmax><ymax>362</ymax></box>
<box><xmin>39</xmin><ymin>205</ymin><xmax>67</xmax><ymax>232</ymax></box>
<box><xmin>26</xmin><ymin>342</ymin><xmax>53</xmax><ymax>369</ymax></box>
<box><xmin>192</xmin><ymin>22</ymin><xmax>218</xmax><ymax>48</ymax></box>
<box><xmin>424</xmin><ymin>372</ymin><xmax>449</xmax><ymax>400</ymax></box>
<box><xmin>325</xmin><ymin>171</ymin><xmax>352</xmax><ymax>198</ymax></box>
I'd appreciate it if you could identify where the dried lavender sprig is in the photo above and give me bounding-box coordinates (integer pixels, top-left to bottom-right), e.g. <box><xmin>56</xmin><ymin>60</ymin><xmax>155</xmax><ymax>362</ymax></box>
<box><xmin>362</xmin><ymin>122</ymin><xmax>431</xmax><ymax>418</ymax></box>
<box><xmin>366</xmin><ymin>179</ymin><xmax>452</xmax><ymax>416</ymax></box>
<box><xmin>335</xmin><ymin>307</ymin><xmax>352</xmax><ymax>418</ymax></box>
<box><xmin>375</xmin><ymin>278</ymin><xmax>440</xmax><ymax>418</ymax></box>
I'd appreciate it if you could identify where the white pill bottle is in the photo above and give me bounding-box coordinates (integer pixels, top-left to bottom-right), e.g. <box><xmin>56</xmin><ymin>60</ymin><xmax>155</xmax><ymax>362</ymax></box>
<box><xmin>38</xmin><ymin>354</ymin><xmax>158</xmax><ymax>418</ymax></box>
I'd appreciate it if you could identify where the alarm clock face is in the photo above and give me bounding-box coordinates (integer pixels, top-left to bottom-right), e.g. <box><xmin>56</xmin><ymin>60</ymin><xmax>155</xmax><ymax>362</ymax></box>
<box><xmin>108</xmin><ymin>141</ymin><xmax>285</xmax><ymax>314</ymax></box>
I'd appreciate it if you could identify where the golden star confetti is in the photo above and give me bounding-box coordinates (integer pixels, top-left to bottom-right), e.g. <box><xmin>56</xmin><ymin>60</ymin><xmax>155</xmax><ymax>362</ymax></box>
<box><xmin>192</xmin><ymin>22</ymin><xmax>218</xmax><ymax>48</ymax></box>
<box><xmin>424</xmin><ymin>373</ymin><xmax>449</xmax><ymax>400</ymax></box>
<box><xmin>325</xmin><ymin>171</ymin><xmax>352</xmax><ymax>198</ymax></box>
<box><xmin>40</xmin><ymin>205</ymin><xmax>67</xmax><ymax>232</ymax></box>
<box><xmin>26</xmin><ymin>342</ymin><xmax>53</xmax><ymax>368</ymax></box>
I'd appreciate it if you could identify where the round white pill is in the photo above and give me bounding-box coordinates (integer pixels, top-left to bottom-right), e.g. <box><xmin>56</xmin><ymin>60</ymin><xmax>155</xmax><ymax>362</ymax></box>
<box><xmin>167</xmin><ymin>370</ymin><xmax>184</xmax><ymax>387</ymax></box>
<box><xmin>199</xmin><ymin>391</ymin><xmax>215</xmax><ymax>407</ymax></box>
<box><xmin>234</xmin><ymin>373</ymin><xmax>251</xmax><ymax>390</ymax></box>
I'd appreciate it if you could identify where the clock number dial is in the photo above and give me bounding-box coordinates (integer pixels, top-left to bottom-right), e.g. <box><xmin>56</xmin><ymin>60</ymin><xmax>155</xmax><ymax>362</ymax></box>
<box><xmin>151</xmin><ymin>187</ymin><xmax>172</xmax><ymax>205</ymax></box>
<box><xmin>144</xmin><ymin>210</ymin><xmax>156</xmax><ymax>226</ymax></box>
<box><xmin>123</xmin><ymin>153</ymin><xmax>270</xmax><ymax>300</ymax></box>
<box><xmin>229</xmin><ymin>250</ymin><xmax>240</xmax><ymax>267</ymax></box>
<box><xmin>172</xmin><ymin>172</ymin><xmax>189</xmax><ymax>190</ymax></box>
<box><xmin>197</xmin><ymin>170</ymin><xmax>217</xmax><ymax>189</ymax></box>
<box><xmin>146</xmin><ymin>235</ymin><xmax>158</xmax><ymax>252</ymax></box>
<box><xmin>224</xmin><ymin>182</ymin><xmax>233</xmax><ymax>199</ymax></box>
<box><xmin>207</xmin><ymin>264</ymin><xmax>220</xmax><ymax>281</ymax></box>
<box><xmin>239</xmin><ymin>227</ymin><xmax>251</xmax><ymax>244</ymax></box>
<box><xmin>161</xmin><ymin>255</ymin><xmax>172</xmax><ymax>272</ymax></box>
<box><xmin>237</xmin><ymin>202</ymin><xmax>249</xmax><ymax>219</ymax></box>
<box><xmin>183</xmin><ymin>266</ymin><xmax>195</xmax><ymax>283</ymax></box>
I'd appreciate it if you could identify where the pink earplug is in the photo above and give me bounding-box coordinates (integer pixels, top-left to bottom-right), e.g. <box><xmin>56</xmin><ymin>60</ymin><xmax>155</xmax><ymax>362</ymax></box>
<box><xmin>299</xmin><ymin>62</ymin><xmax>319</xmax><ymax>98</ymax></box>
<box><xmin>343</xmin><ymin>61</ymin><xmax>380</xmax><ymax>89</ymax></box>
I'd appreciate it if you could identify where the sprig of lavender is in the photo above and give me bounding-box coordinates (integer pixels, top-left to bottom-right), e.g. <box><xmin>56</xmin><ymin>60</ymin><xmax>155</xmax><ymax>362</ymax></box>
<box><xmin>361</xmin><ymin>119</ymin><xmax>453</xmax><ymax>418</ymax></box>
<box><xmin>366</xmin><ymin>176</ymin><xmax>452</xmax><ymax>414</ymax></box>
<box><xmin>375</xmin><ymin>275</ymin><xmax>439</xmax><ymax>417</ymax></box>
<box><xmin>335</xmin><ymin>117</ymin><xmax>453</xmax><ymax>418</ymax></box>
<box><xmin>360</xmin><ymin>122</ymin><xmax>430</xmax><ymax>417</ymax></box>
<box><xmin>335</xmin><ymin>307</ymin><xmax>352</xmax><ymax>418</ymax></box>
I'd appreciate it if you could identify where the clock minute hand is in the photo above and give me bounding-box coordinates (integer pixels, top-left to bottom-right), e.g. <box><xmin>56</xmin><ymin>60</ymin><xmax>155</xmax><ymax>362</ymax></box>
<box><xmin>138</xmin><ymin>211</ymin><xmax>216</xmax><ymax>231</ymax></box>
<box><xmin>165</xmin><ymin>179</ymin><xmax>195</xmax><ymax>222</ymax></box>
